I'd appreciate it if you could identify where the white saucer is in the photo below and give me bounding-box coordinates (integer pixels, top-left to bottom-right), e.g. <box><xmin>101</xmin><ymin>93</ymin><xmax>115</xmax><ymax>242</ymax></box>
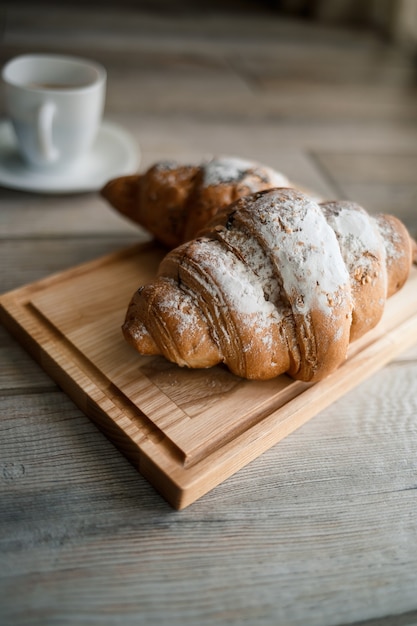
<box><xmin>0</xmin><ymin>119</ymin><xmax>140</xmax><ymax>194</ymax></box>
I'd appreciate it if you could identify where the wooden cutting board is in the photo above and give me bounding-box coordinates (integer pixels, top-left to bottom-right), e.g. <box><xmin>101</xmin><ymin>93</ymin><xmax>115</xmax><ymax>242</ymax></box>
<box><xmin>1</xmin><ymin>241</ymin><xmax>417</xmax><ymax>509</ymax></box>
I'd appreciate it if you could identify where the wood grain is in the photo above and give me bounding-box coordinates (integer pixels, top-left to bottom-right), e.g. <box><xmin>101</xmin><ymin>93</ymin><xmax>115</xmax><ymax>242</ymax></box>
<box><xmin>2</xmin><ymin>368</ymin><xmax>417</xmax><ymax>626</ymax></box>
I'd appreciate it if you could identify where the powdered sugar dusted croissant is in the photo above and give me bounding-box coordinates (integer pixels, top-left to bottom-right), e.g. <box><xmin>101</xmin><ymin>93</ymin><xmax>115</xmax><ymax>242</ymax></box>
<box><xmin>123</xmin><ymin>188</ymin><xmax>417</xmax><ymax>383</ymax></box>
<box><xmin>101</xmin><ymin>156</ymin><xmax>289</xmax><ymax>248</ymax></box>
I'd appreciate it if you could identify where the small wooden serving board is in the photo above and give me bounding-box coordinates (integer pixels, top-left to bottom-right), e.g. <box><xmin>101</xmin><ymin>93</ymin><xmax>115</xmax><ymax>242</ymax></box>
<box><xmin>1</xmin><ymin>241</ymin><xmax>417</xmax><ymax>509</ymax></box>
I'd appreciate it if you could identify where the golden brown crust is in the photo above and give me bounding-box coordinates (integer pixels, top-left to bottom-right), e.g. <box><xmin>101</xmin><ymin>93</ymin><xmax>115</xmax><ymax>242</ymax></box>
<box><xmin>412</xmin><ymin>236</ymin><xmax>417</xmax><ymax>264</ymax></box>
<box><xmin>101</xmin><ymin>174</ymin><xmax>142</xmax><ymax>220</ymax></box>
<box><xmin>101</xmin><ymin>156</ymin><xmax>290</xmax><ymax>248</ymax></box>
<box><xmin>122</xmin><ymin>189</ymin><xmax>415</xmax><ymax>382</ymax></box>
<box><xmin>319</xmin><ymin>201</ymin><xmax>388</xmax><ymax>342</ymax></box>
<box><xmin>123</xmin><ymin>277</ymin><xmax>221</xmax><ymax>368</ymax></box>
<box><xmin>373</xmin><ymin>214</ymin><xmax>414</xmax><ymax>296</ymax></box>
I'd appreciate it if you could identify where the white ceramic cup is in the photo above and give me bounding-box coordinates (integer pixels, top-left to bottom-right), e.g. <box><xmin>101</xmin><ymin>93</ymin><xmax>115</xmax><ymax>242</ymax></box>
<box><xmin>2</xmin><ymin>53</ymin><xmax>106</xmax><ymax>169</ymax></box>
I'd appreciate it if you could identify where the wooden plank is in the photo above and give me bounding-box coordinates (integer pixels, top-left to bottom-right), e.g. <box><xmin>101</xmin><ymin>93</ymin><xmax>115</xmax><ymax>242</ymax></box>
<box><xmin>1</xmin><ymin>242</ymin><xmax>417</xmax><ymax>509</ymax></box>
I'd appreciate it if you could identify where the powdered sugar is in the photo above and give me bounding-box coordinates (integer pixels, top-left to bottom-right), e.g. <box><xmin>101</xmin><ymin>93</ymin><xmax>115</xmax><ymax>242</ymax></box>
<box><xmin>128</xmin><ymin>317</ymin><xmax>151</xmax><ymax>343</ymax></box>
<box><xmin>157</xmin><ymin>278</ymin><xmax>201</xmax><ymax>335</ymax></box>
<box><xmin>372</xmin><ymin>214</ymin><xmax>405</xmax><ymax>264</ymax></box>
<box><xmin>239</xmin><ymin>189</ymin><xmax>351</xmax><ymax>316</ymax></box>
<box><xmin>191</xmin><ymin>239</ymin><xmax>279</xmax><ymax>317</ymax></box>
<box><xmin>321</xmin><ymin>201</ymin><xmax>387</xmax><ymax>289</ymax></box>
<box><xmin>202</xmin><ymin>156</ymin><xmax>288</xmax><ymax>190</ymax></box>
<box><xmin>216</xmin><ymin>225</ymin><xmax>284</xmax><ymax>308</ymax></box>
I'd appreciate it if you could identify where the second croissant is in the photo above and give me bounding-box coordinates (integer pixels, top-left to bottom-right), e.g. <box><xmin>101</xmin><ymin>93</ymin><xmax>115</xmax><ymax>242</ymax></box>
<box><xmin>101</xmin><ymin>155</ymin><xmax>290</xmax><ymax>248</ymax></box>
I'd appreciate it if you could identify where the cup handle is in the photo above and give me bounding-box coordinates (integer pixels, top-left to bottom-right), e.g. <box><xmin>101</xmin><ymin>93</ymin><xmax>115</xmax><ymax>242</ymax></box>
<box><xmin>37</xmin><ymin>101</ymin><xmax>59</xmax><ymax>163</ymax></box>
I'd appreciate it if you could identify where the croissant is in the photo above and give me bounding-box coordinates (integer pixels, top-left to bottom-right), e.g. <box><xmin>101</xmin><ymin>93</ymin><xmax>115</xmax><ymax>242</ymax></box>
<box><xmin>101</xmin><ymin>156</ymin><xmax>289</xmax><ymax>248</ymax></box>
<box><xmin>122</xmin><ymin>188</ymin><xmax>417</xmax><ymax>383</ymax></box>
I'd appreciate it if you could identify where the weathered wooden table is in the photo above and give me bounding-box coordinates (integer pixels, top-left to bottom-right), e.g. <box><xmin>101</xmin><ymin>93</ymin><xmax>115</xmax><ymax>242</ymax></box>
<box><xmin>1</xmin><ymin>5</ymin><xmax>417</xmax><ymax>625</ymax></box>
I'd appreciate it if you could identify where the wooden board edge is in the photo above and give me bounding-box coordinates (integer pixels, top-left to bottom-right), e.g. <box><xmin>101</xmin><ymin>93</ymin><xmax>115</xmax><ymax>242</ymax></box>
<box><xmin>0</xmin><ymin>298</ymin><xmax>190</xmax><ymax>508</ymax></box>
